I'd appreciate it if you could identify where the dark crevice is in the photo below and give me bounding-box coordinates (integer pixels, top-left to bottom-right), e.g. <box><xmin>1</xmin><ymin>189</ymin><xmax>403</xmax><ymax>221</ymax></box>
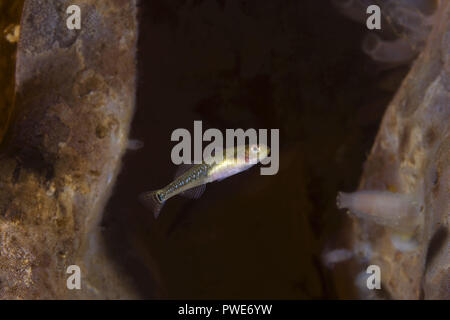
<box><xmin>424</xmin><ymin>226</ymin><xmax>447</xmax><ymax>269</ymax></box>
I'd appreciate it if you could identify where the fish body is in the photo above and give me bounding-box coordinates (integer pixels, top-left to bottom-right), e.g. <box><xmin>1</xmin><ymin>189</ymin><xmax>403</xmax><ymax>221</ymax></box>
<box><xmin>140</xmin><ymin>144</ymin><xmax>269</xmax><ymax>218</ymax></box>
<box><xmin>336</xmin><ymin>190</ymin><xmax>420</xmax><ymax>231</ymax></box>
<box><xmin>322</xmin><ymin>248</ymin><xmax>354</xmax><ymax>269</ymax></box>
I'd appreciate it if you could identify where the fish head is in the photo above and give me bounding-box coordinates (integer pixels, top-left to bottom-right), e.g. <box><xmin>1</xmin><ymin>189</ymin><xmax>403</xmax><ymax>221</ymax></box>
<box><xmin>226</xmin><ymin>144</ymin><xmax>270</xmax><ymax>166</ymax></box>
<box><xmin>244</xmin><ymin>143</ymin><xmax>270</xmax><ymax>164</ymax></box>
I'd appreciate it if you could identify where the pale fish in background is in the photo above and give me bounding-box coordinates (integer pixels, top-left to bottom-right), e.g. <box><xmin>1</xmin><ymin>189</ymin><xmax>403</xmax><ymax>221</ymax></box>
<box><xmin>322</xmin><ymin>248</ymin><xmax>354</xmax><ymax>269</ymax></box>
<box><xmin>336</xmin><ymin>190</ymin><xmax>421</xmax><ymax>232</ymax></box>
<box><xmin>139</xmin><ymin>144</ymin><xmax>270</xmax><ymax>218</ymax></box>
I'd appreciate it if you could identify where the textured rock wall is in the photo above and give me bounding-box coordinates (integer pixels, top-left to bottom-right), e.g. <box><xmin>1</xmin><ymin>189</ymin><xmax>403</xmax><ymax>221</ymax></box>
<box><xmin>0</xmin><ymin>1</ymin><xmax>23</xmax><ymax>144</ymax></box>
<box><xmin>0</xmin><ymin>0</ymin><xmax>138</xmax><ymax>299</ymax></box>
<box><xmin>343</xmin><ymin>0</ymin><xmax>449</xmax><ymax>299</ymax></box>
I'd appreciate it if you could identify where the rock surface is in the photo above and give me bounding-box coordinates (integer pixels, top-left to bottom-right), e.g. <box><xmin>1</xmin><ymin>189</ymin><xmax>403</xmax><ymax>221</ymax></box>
<box><xmin>0</xmin><ymin>0</ymin><xmax>138</xmax><ymax>299</ymax></box>
<box><xmin>342</xmin><ymin>0</ymin><xmax>449</xmax><ymax>299</ymax></box>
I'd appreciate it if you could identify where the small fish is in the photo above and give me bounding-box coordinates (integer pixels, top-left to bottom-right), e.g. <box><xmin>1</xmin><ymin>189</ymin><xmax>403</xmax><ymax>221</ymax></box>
<box><xmin>139</xmin><ymin>144</ymin><xmax>270</xmax><ymax>218</ymax></box>
<box><xmin>336</xmin><ymin>190</ymin><xmax>420</xmax><ymax>232</ymax></box>
<box><xmin>127</xmin><ymin>139</ymin><xmax>144</xmax><ymax>151</ymax></box>
<box><xmin>321</xmin><ymin>248</ymin><xmax>354</xmax><ymax>269</ymax></box>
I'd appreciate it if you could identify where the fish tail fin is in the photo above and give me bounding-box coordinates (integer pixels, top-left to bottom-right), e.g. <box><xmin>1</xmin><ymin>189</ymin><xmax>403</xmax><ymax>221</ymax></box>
<box><xmin>139</xmin><ymin>190</ymin><xmax>165</xmax><ymax>219</ymax></box>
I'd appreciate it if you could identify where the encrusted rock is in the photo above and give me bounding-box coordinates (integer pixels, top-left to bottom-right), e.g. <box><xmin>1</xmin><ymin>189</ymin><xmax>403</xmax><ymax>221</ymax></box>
<box><xmin>0</xmin><ymin>0</ymin><xmax>138</xmax><ymax>299</ymax></box>
<box><xmin>340</xmin><ymin>0</ymin><xmax>449</xmax><ymax>299</ymax></box>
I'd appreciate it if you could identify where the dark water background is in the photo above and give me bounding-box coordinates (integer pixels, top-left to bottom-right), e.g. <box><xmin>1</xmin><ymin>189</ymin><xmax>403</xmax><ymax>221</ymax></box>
<box><xmin>101</xmin><ymin>0</ymin><xmax>408</xmax><ymax>299</ymax></box>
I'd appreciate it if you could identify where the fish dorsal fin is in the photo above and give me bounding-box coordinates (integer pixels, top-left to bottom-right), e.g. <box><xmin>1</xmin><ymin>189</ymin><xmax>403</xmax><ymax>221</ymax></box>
<box><xmin>181</xmin><ymin>184</ymin><xmax>206</xmax><ymax>199</ymax></box>
<box><xmin>174</xmin><ymin>163</ymin><xmax>195</xmax><ymax>179</ymax></box>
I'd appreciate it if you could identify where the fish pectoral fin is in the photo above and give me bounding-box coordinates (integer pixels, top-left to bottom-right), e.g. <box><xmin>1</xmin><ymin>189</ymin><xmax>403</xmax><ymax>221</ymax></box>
<box><xmin>181</xmin><ymin>184</ymin><xmax>206</xmax><ymax>199</ymax></box>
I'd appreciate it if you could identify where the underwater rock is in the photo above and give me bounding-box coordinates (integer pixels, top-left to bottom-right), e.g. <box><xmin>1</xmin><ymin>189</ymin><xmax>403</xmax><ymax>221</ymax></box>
<box><xmin>0</xmin><ymin>0</ymin><xmax>138</xmax><ymax>299</ymax></box>
<box><xmin>339</xmin><ymin>0</ymin><xmax>449</xmax><ymax>299</ymax></box>
<box><xmin>0</xmin><ymin>1</ymin><xmax>23</xmax><ymax>145</ymax></box>
<box><xmin>333</xmin><ymin>0</ymin><xmax>439</xmax><ymax>64</ymax></box>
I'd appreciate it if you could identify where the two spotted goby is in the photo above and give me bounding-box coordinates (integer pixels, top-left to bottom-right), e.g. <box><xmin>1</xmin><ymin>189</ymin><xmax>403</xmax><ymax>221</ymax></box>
<box><xmin>139</xmin><ymin>144</ymin><xmax>270</xmax><ymax>218</ymax></box>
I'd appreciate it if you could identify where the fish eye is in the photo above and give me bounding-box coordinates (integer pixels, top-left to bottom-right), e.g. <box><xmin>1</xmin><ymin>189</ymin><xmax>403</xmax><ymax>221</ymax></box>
<box><xmin>251</xmin><ymin>145</ymin><xmax>260</xmax><ymax>153</ymax></box>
